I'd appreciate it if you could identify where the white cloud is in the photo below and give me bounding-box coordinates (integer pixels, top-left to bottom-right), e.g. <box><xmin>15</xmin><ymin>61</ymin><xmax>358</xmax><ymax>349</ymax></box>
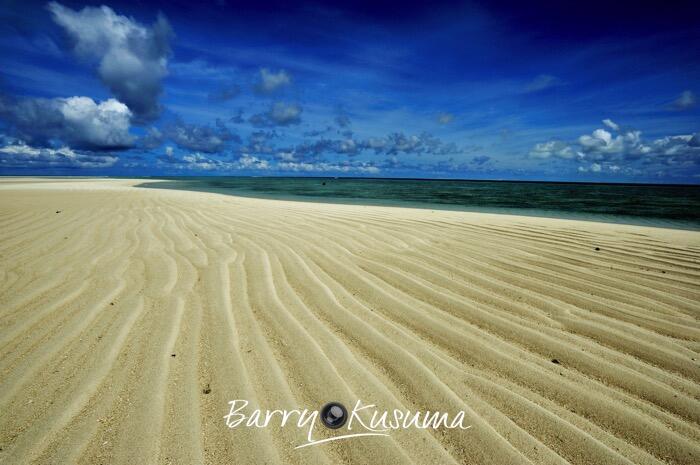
<box><xmin>577</xmin><ymin>163</ymin><xmax>603</xmax><ymax>174</ymax></box>
<box><xmin>157</xmin><ymin>151</ymin><xmax>379</xmax><ymax>174</ymax></box>
<box><xmin>0</xmin><ymin>95</ymin><xmax>133</xmax><ymax>150</ymax></box>
<box><xmin>159</xmin><ymin>152</ymin><xmax>270</xmax><ymax>171</ymax></box>
<box><xmin>48</xmin><ymin>2</ymin><xmax>172</xmax><ymax>121</ymax></box>
<box><xmin>579</xmin><ymin>128</ymin><xmax>620</xmax><ymax>153</ymax></box>
<box><xmin>165</xmin><ymin>120</ymin><xmax>237</xmax><ymax>153</ymax></box>
<box><xmin>0</xmin><ymin>141</ymin><xmax>117</xmax><ymax>168</ymax></box>
<box><xmin>238</xmin><ymin>154</ymin><xmax>270</xmax><ymax>169</ymax></box>
<box><xmin>250</xmin><ymin>102</ymin><xmax>302</xmax><ymax>127</ymax></box>
<box><xmin>337</xmin><ymin>139</ymin><xmax>358</xmax><ymax>154</ymax></box>
<box><xmin>269</xmin><ymin>102</ymin><xmax>301</xmax><ymax>124</ymax></box>
<box><xmin>672</xmin><ymin>90</ymin><xmax>696</xmax><ymax>110</ymax></box>
<box><xmin>275</xmin><ymin>151</ymin><xmax>295</xmax><ymax>161</ymax></box>
<box><xmin>531</xmin><ymin>119</ymin><xmax>700</xmax><ymax>176</ymax></box>
<box><xmin>60</xmin><ymin>97</ymin><xmax>133</xmax><ymax>148</ymax></box>
<box><xmin>255</xmin><ymin>68</ymin><xmax>291</xmax><ymax>95</ymax></box>
<box><xmin>602</xmin><ymin>119</ymin><xmax>619</xmax><ymax>131</ymax></box>
<box><xmin>529</xmin><ymin>140</ymin><xmax>576</xmax><ymax>159</ymax></box>
<box><xmin>277</xmin><ymin>161</ymin><xmax>380</xmax><ymax>174</ymax></box>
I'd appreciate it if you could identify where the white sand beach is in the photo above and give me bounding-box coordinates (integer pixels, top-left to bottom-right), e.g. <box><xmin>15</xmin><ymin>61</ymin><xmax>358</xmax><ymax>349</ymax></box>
<box><xmin>0</xmin><ymin>178</ymin><xmax>698</xmax><ymax>465</ymax></box>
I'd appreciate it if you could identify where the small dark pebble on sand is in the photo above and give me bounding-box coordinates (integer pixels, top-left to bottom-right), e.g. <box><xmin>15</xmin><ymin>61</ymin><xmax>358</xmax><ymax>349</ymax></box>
<box><xmin>56</xmin><ymin>210</ymin><xmax>61</xmax><ymax>214</ymax></box>
<box><xmin>551</xmin><ymin>359</ymin><xmax>560</xmax><ymax>364</ymax></box>
<box><xmin>110</xmin><ymin>302</ymin><xmax>114</xmax><ymax>306</ymax></box>
<box><xmin>594</xmin><ymin>247</ymin><xmax>600</xmax><ymax>251</ymax></box>
<box><xmin>171</xmin><ymin>353</ymin><xmax>176</xmax><ymax>357</ymax></box>
<box><xmin>203</xmin><ymin>384</ymin><xmax>211</xmax><ymax>394</ymax></box>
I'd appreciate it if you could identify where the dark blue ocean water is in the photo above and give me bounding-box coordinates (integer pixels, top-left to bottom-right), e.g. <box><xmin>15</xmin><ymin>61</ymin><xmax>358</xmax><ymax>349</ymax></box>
<box><xmin>137</xmin><ymin>177</ymin><xmax>700</xmax><ymax>230</ymax></box>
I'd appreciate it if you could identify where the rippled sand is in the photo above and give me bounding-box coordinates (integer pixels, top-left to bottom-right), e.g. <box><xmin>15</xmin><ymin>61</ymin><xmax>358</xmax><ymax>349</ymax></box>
<box><xmin>0</xmin><ymin>178</ymin><xmax>698</xmax><ymax>465</ymax></box>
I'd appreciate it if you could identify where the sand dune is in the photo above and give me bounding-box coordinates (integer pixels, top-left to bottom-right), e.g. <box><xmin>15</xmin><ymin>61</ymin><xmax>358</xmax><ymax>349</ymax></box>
<box><xmin>0</xmin><ymin>178</ymin><xmax>698</xmax><ymax>465</ymax></box>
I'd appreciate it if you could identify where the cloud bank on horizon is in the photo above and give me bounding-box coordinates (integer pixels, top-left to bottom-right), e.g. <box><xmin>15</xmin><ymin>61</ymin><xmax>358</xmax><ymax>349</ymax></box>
<box><xmin>0</xmin><ymin>0</ymin><xmax>698</xmax><ymax>182</ymax></box>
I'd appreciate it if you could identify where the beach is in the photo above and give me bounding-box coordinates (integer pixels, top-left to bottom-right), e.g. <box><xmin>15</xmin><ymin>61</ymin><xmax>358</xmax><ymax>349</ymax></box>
<box><xmin>0</xmin><ymin>177</ymin><xmax>698</xmax><ymax>464</ymax></box>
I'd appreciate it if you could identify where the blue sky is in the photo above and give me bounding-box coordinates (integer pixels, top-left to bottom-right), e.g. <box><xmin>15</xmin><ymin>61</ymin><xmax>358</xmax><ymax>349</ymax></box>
<box><xmin>0</xmin><ymin>0</ymin><xmax>698</xmax><ymax>182</ymax></box>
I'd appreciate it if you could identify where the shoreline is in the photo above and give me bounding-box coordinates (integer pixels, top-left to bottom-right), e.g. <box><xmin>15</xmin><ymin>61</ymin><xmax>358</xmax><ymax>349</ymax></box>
<box><xmin>136</xmin><ymin>179</ymin><xmax>700</xmax><ymax>232</ymax></box>
<box><xmin>3</xmin><ymin>176</ymin><xmax>699</xmax><ymax>231</ymax></box>
<box><xmin>4</xmin><ymin>176</ymin><xmax>699</xmax><ymax>238</ymax></box>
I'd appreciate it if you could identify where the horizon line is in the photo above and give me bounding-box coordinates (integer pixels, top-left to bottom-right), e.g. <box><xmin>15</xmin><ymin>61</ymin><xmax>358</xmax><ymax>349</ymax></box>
<box><xmin>1</xmin><ymin>174</ymin><xmax>699</xmax><ymax>187</ymax></box>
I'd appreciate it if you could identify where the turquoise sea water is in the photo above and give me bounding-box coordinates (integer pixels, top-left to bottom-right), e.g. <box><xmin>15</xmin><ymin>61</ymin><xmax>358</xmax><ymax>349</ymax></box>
<box><xmin>137</xmin><ymin>177</ymin><xmax>700</xmax><ymax>230</ymax></box>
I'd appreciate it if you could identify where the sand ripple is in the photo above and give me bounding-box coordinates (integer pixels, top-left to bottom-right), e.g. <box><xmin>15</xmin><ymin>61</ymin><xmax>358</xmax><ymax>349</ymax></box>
<box><xmin>0</xmin><ymin>179</ymin><xmax>698</xmax><ymax>465</ymax></box>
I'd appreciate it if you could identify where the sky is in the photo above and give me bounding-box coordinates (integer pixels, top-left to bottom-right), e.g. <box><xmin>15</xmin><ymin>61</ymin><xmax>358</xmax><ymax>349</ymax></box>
<box><xmin>0</xmin><ymin>0</ymin><xmax>698</xmax><ymax>182</ymax></box>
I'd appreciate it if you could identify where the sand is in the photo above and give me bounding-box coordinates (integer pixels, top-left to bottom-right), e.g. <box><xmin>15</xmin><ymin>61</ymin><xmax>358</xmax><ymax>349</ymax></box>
<box><xmin>0</xmin><ymin>177</ymin><xmax>698</xmax><ymax>465</ymax></box>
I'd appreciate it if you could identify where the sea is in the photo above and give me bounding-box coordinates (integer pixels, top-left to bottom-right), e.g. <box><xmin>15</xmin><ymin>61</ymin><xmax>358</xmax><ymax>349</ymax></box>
<box><xmin>137</xmin><ymin>177</ymin><xmax>700</xmax><ymax>230</ymax></box>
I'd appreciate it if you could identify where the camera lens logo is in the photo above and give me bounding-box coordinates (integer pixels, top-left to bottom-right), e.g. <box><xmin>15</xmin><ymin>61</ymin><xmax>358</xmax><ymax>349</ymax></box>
<box><xmin>320</xmin><ymin>402</ymin><xmax>347</xmax><ymax>429</ymax></box>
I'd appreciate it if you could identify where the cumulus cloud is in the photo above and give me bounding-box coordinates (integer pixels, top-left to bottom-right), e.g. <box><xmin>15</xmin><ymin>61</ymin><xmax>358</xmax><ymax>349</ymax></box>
<box><xmin>337</xmin><ymin>138</ymin><xmax>359</xmax><ymax>155</ymax></box>
<box><xmin>48</xmin><ymin>2</ymin><xmax>172</xmax><ymax>122</ymax></box>
<box><xmin>364</xmin><ymin>132</ymin><xmax>459</xmax><ymax>156</ymax></box>
<box><xmin>240</xmin><ymin>130</ymin><xmax>278</xmax><ymax>155</ymax></box>
<box><xmin>437</xmin><ymin>112</ymin><xmax>454</xmax><ymax>124</ymax></box>
<box><xmin>578</xmin><ymin>163</ymin><xmax>603</xmax><ymax>173</ymax></box>
<box><xmin>530</xmin><ymin>119</ymin><xmax>700</xmax><ymax>176</ymax></box>
<box><xmin>287</xmin><ymin>138</ymin><xmax>360</xmax><ymax>158</ymax></box>
<box><xmin>237</xmin><ymin>154</ymin><xmax>270</xmax><ymax>169</ymax></box>
<box><xmin>254</xmin><ymin>68</ymin><xmax>291</xmax><ymax>95</ymax></box>
<box><xmin>249</xmin><ymin>102</ymin><xmax>302</xmax><ymax>127</ymax></box>
<box><xmin>283</xmin><ymin>139</ymin><xmax>334</xmax><ymax>160</ymax></box>
<box><xmin>671</xmin><ymin>90</ymin><xmax>696</xmax><ymax>110</ymax></box>
<box><xmin>0</xmin><ymin>95</ymin><xmax>134</xmax><ymax>150</ymax></box>
<box><xmin>276</xmin><ymin>160</ymin><xmax>379</xmax><ymax>174</ymax></box>
<box><xmin>602</xmin><ymin>119</ymin><xmax>619</xmax><ymax>131</ymax></box>
<box><xmin>158</xmin><ymin>152</ymin><xmax>270</xmax><ymax>171</ymax></box>
<box><xmin>0</xmin><ymin>141</ymin><xmax>117</xmax><ymax>168</ymax></box>
<box><xmin>523</xmin><ymin>74</ymin><xmax>562</xmax><ymax>93</ymax></box>
<box><xmin>384</xmin><ymin>133</ymin><xmax>425</xmax><ymax>155</ymax></box>
<box><xmin>165</xmin><ymin>119</ymin><xmax>239</xmax><ymax>153</ymax></box>
<box><xmin>291</xmin><ymin>139</ymin><xmax>353</xmax><ymax>160</ymax></box>
<box><xmin>280</xmin><ymin>131</ymin><xmax>463</xmax><ymax>161</ymax></box>
<box><xmin>275</xmin><ymin>151</ymin><xmax>296</xmax><ymax>161</ymax></box>
<box><xmin>155</xmin><ymin>149</ymin><xmax>380</xmax><ymax>174</ymax></box>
